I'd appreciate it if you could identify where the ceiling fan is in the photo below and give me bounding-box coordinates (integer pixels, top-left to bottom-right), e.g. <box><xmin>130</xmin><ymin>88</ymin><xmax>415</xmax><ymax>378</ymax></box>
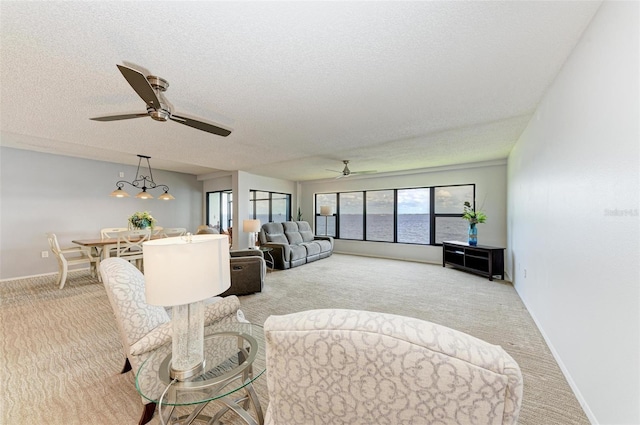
<box><xmin>327</xmin><ymin>160</ymin><xmax>377</xmax><ymax>179</ymax></box>
<box><xmin>90</xmin><ymin>64</ymin><xmax>232</xmax><ymax>137</ymax></box>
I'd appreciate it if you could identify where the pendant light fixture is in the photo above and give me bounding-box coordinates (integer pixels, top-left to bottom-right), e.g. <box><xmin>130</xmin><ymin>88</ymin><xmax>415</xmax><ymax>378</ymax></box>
<box><xmin>110</xmin><ymin>155</ymin><xmax>175</xmax><ymax>200</ymax></box>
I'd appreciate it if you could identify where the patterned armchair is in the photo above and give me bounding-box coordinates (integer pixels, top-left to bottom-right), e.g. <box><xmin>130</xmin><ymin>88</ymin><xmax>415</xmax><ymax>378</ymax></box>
<box><xmin>264</xmin><ymin>309</ymin><xmax>523</xmax><ymax>425</ymax></box>
<box><xmin>99</xmin><ymin>258</ymin><xmax>246</xmax><ymax>425</ymax></box>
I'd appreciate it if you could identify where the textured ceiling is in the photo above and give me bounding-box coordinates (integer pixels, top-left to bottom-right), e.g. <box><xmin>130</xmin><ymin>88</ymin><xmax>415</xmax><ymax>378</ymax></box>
<box><xmin>0</xmin><ymin>1</ymin><xmax>601</xmax><ymax>181</ymax></box>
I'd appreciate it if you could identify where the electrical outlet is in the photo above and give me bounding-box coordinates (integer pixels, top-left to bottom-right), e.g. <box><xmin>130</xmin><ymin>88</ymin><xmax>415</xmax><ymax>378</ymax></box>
<box><xmin>41</xmin><ymin>251</ymin><xmax>49</xmax><ymax>258</ymax></box>
<box><xmin>119</xmin><ymin>171</ymin><xmax>125</xmax><ymax>178</ymax></box>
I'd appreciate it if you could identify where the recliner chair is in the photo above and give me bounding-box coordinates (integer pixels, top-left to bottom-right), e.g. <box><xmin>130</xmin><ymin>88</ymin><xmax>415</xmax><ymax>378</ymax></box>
<box><xmin>223</xmin><ymin>249</ymin><xmax>267</xmax><ymax>296</ymax></box>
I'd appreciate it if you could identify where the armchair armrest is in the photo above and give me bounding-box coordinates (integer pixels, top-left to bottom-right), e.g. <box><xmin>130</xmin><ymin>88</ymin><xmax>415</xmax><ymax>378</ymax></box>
<box><xmin>130</xmin><ymin>321</ymin><xmax>172</xmax><ymax>356</ymax></box>
<box><xmin>130</xmin><ymin>296</ymin><xmax>243</xmax><ymax>356</ymax></box>
<box><xmin>61</xmin><ymin>246</ymin><xmax>98</xmax><ymax>260</ymax></box>
<box><xmin>314</xmin><ymin>236</ymin><xmax>334</xmax><ymax>249</ymax></box>
<box><xmin>230</xmin><ymin>249</ymin><xmax>264</xmax><ymax>258</ymax></box>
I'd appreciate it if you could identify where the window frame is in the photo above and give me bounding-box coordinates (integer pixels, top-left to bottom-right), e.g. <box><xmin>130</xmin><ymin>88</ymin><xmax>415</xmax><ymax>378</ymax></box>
<box><xmin>314</xmin><ymin>184</ymin><xmax>476</xmax><ymax>245</ymax></box>
<box><xmin>249</xmin><ymin>190</ymin><xmax>292</xmax><ymax>224</ymax></box>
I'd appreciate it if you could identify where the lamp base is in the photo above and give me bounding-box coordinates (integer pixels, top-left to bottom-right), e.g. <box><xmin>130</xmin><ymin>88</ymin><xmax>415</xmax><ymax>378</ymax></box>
<box><xmin>170</xmin><ymin>359</ymin><xmax>205</xmax><ymax>381</ymax></box>
<box><xmin>171</xmin><ymin>301</ymin><xmax>206</xmax><ymax>381</ymax></box>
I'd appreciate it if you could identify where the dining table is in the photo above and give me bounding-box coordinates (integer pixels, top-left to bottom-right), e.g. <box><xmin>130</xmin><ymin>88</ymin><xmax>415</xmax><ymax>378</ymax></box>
<box><xmin>72</xmin><ymin>234</ymin><xmax>165</xmax><ymax>259</ymax></box>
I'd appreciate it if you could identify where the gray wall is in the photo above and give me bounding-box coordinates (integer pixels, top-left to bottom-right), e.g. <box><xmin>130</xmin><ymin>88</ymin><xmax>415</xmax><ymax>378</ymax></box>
<box><xmin>0</xmin><ymin>147</ymin><xmax>203</xmax><ymax>280</ymax></box>
<box><xmin>507</xmin><ymin>2</ymin><xmax>639</xmax><ymax>423</ymax></box>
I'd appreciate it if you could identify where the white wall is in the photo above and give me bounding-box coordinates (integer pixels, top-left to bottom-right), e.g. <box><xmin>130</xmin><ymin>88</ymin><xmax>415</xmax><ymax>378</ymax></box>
<box><xmin>200</xmin><ymin>171</ymin><xmax>297</xmax><ymax>249</ymax></box>
<box><xmin>0</xmin><ymin>147</ymin><xmax>203</xmax><ymax>280</ymax></box>
<box><xmin>300</xmin><ymin>160</ymin><xmax>507</xmax><ymax>265</ymax></box>
<box><xmin>507</xmin><ymin>2</ymin><xmax>639</xmax><ymax>423</ymax></box>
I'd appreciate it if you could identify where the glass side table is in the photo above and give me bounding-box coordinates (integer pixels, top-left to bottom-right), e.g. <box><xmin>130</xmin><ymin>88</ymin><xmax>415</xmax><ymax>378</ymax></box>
<box><xmin>136</xmin><ymin>322</ymin><xmax>265</xmax><ymax>425</ymax></box>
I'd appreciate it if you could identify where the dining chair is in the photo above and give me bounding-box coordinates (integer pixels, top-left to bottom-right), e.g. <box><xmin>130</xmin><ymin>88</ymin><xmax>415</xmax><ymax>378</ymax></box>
<box><xmin>101</xmin><ymin>227</ymin><xmax>128</xmax><ymax>239</ymax></box>
<box><xmin>115</xmin><ymin>229</ymin><xmax>151</xmax><ymax>270</ymax></box>
<box><xmin>99</xmin><ymin>227</ymin><xmax>128</xmax><ymax>258</ymax></box>
<box><xmin>151</xmin><ymin>226</ymin><xmax>164</xmax><ymax>237</ymax></box>
<box><xmin>160</xmin><ymin>227</ymin><xmax>187</xmax><ymax>237</ymax></box>
<box><xmin>46</xmin><ymin>233</ymin><xmax>100</xmax><ymax>289</ymax></box>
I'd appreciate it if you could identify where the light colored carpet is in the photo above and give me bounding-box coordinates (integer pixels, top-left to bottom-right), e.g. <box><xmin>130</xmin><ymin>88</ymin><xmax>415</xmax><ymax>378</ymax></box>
<box><xmin>0</xmin><ymin>254</ymin><xmax>590</xmax><ymax>424</ymax></box>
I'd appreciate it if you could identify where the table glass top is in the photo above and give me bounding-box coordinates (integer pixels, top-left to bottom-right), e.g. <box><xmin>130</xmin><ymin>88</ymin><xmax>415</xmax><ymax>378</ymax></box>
<box><xmin>136</xmin><ymin>322</ymin><xmax>265</xmax><ymax>406</ymax></box>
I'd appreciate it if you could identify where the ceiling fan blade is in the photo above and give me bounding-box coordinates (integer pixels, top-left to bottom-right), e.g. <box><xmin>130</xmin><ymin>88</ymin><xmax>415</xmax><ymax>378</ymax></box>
<box><xmin>351</xmin><ymin>170</ymin><xmax>378</xmax><ymax>175</ymax></box>
<box><xmin>117</xmin><ymin>65</ymin><xmax>161</xmax><ymax>109</ymax></box>
<box><xmin>325</xmin><ymin>169</ymin><xmax>344</xmax><ymax>173</ymax></box>
<box><xmin>170</xmin><ymin>114</ymin><xmax>232</xmax><ymax>137</ymax></box>
<box><xmin>90</xmin><ymin>113</ymin><xmax>148</xmax><ymax>121</ymax></box>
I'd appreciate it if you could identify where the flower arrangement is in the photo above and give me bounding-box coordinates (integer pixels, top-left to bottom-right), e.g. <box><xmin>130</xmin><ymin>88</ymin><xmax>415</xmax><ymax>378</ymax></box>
<box><xmin>462</xmin><ymin>201</ymin><xmax>487</xmax><ymax>225</ymax></box>
<box><xmin>128</xmin><ymin>211</ymin><xmax>157</xmax><ymax>229</ymax></box>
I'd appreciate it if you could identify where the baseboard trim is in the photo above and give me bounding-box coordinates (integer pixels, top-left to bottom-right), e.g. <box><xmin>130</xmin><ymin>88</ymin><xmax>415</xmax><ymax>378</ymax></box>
<box><xmin>0</xmin><ymin>267</ymin><xmax>91</xmax><ymax>283</ymax></box>
<box><xmin>514</xmin><ymin>285</ymin><xmax>598</xmax><ymax>425</ymax></box>
<box><xmin>332</xmin><ymin>250</ymin><xmax>440</xmax><ymax>266</ymax></box>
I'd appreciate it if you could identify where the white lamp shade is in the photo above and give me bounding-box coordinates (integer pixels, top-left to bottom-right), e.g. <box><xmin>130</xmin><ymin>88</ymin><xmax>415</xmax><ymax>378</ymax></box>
<box><xmin>143</xmin><ymin>234</ymin><xmax>230</xmax><ymax>306</ymax></box>
<box><xmin>243</xmin><ymin>219</ymin><xmax>261</xmax><ymax>233</ymax></box>
<box><xmin>320</xmin><ymin>206</ymin><xmax>333</xmax><ymax>216</ymax></box>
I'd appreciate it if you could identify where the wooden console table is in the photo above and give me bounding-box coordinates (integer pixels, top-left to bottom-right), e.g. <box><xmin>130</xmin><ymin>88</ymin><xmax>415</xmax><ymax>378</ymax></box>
<box><xmin>442</xmin><ymin>241</ymin><xmax>505</xmax><ymax>281</ymax></box>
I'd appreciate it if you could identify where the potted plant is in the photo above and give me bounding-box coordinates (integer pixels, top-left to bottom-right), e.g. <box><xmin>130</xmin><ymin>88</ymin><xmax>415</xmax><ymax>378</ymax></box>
<box><xmin>462</xmin><ymin>201</ymin><xmax>486</xmax><ymax>246</ymax></box>
<box><xmin>128</xmin><ymin>211</ymin><xmax>157</xmax><ymax>230</ymax></box>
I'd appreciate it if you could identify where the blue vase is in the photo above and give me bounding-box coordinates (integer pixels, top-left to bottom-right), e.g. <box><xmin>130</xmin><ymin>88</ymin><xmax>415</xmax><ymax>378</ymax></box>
<box><xmin>468</xmin><ymin>223</ymin><xmax>478</xmax><ymax>246</ymax></box>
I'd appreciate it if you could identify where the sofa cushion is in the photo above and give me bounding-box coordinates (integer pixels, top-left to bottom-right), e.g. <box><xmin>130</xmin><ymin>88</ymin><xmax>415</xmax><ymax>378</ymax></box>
<box><xmin>290</xmin><ymin>244</ymin><xmax>307</xmax><ymax>261</ymax></box>
<box><xmin>282</xmin><ymin>221</ymin><xmax>299</xmax><ymax>232</ymax></box>
<box><xmin>267</xmin><ymin>233</ymin><xmax>288</xmax><ymax>244</ymax></box>
<box><xmin>302</xmin><ymin>242</ymin><xmax>321</xmax><ymax>256</ymax></box>
<box><xmin>299</xmin><ymin>230</ymin><xmax>314</xmax><ymax>242</ymax></box>
<box><xmin>315</xmin><ymin>239</ymin><xmax>332</xmax><ymax>252</ymax></box>
<box><xmin>285</xmin><ymin>231</ymin><xmax>303</xmax><ymax>245</ymax></box>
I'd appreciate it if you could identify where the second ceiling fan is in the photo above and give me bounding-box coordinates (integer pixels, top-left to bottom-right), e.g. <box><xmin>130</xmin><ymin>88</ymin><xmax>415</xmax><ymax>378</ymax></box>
<box><xmin>327</xmin><ymin>160</ymin><xmax>377</xmax><ymax>179</ymax></box>
<box><xmin>90</xmin><ymin>64</ymin><xmax>232</xmax><ymax>137</ymax></box>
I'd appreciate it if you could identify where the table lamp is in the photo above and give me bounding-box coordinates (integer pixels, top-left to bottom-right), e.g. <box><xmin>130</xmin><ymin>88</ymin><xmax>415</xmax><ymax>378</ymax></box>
<box><xmin>143</xmin><ymin>234</ymin><xmax>230</xmax><ymax>380</ymax></box>
<box><xmin>243</xmin><ymin>219</ymin><xmax>261</xmax><ymax>249</ymax></box>
<box><xmin>320</xmin><ymin>206</ymin><xmax>333</xmax><ymax>236</ymax></box>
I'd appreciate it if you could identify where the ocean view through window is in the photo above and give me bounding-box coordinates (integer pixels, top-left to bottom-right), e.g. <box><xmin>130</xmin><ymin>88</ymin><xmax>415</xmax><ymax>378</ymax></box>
<box><xmin>251</xmin><ymin>190</ymin><xmax>291</xmax><ymax>224</ymax></box>
<box><xmin>315</xmin><ymin>184</ymin><xmax>475</xmax><ymax>245</ymax></box>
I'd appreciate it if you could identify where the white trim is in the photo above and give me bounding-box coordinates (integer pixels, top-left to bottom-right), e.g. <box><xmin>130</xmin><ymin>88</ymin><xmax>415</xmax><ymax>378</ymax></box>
<box><xmin>514</xmin><ymin>285</ymin><xmax>598</xmax><ymax>425</ymax></box>
<box><xmin>0</xmin><ymin>267</ymin><xmax>92</xmax><ymax>283</ymax></box>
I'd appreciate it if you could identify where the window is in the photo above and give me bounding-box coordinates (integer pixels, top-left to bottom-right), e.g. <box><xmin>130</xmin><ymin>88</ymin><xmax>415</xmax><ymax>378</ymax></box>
<box><xmin>433</xmin><ymin>185</ymin><xmax>474</xmax><ymax>244</ymax></box>
<box><xmin>366</xmin><ymin>190</ymin><xmax>394</xmax><ymax>242</ymax></box>
<box><xmin>271</xmin><ymin>192</ymin><xmax>290</xmax><ymax>223</ymax></box>
<box><xmin>314</xmin><ymin>184</ymin><xmax>475</xmax><ymax>245</ymax></box>
<box><xmin>249</xmin><ymin>190</ymin><xmax>291</xmax><ymax>224</ymax></box>
<box><xmin>338</xmin><ymin>192</ymin><xmax>364</xmax><ymax>240</ymax></box>
<box><xmin>207</xmin><ymin>190</ymin><xmax>291</xmax><ymax>231</ymax></box>
<box><xmin>397</xmin><ymin>188</ymin><xmax>430</xmax><ymax>244</ymax></box>
<box><xmin>316</xmin><ymin>193</ymin><xmax>337</xmax><ymax>236</ymax></box>
<box><xmin>207</xmin><ymin>190</ymin><xmax>232</xmax><ymax>231</ymax></box>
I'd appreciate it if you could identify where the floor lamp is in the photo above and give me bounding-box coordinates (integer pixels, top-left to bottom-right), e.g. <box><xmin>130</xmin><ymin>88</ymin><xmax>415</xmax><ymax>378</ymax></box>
<box><xmin>143</xmin><ymin>234</ymin><xmax>231</xmax><ymax>380</ymax></box>
<box><xmin>320</xmin><ymin>206</ymin><xmax>333</xmax><ymax>236</ymax></box>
